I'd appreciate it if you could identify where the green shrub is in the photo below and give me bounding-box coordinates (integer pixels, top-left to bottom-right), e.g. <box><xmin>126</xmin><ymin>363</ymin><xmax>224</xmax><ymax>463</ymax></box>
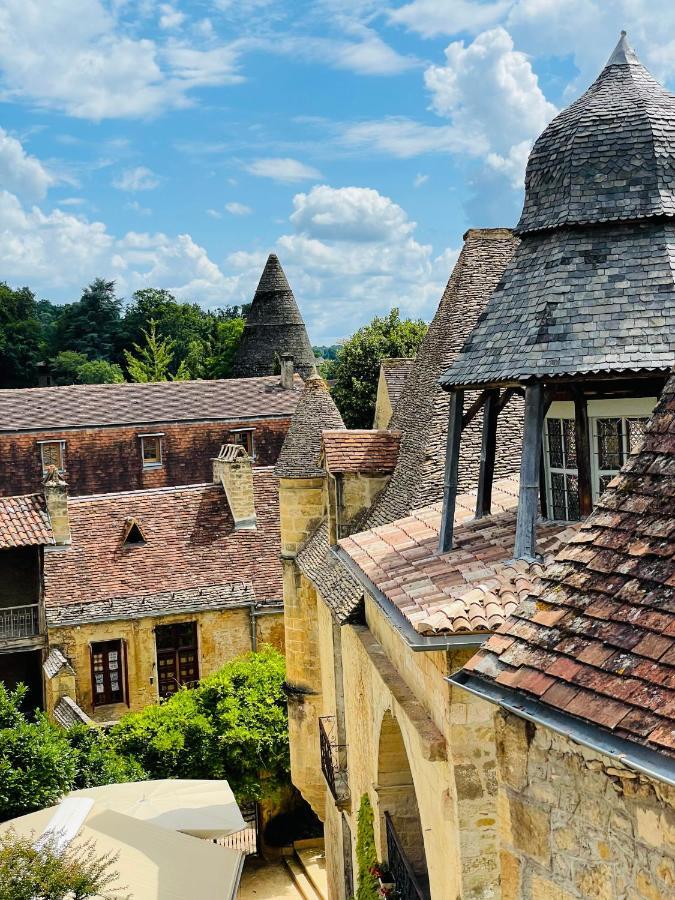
<box><xmin>355</xmin><ymin>793</ymin><xmax>379</xmax><ymax>900</ymax></box>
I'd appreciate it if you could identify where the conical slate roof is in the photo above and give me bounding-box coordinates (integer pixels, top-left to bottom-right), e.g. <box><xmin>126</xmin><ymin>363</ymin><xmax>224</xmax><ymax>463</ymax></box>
<box><xmin>442</xmin><ymin>33</ymin><xmax>675</xmax><ymax>389</ymax></box>
<box><xmin>274</xmin><ymin>373</ymin><xmax>344</xmax><ymax>478</ymax></box>
<box><xmin>518</xmin><ymin>32</ymin><xmax>675</xmax><ymax>234</ymax></box>
<box><xmin>232</xmin><ymin>254</ymin><xmax>317</xmax><ymax>379</ymax></box>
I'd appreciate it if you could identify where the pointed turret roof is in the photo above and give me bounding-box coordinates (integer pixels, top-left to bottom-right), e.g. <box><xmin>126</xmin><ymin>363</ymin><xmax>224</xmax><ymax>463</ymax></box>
<box><xmin>274</xmin><ymin>373</ymin><xmax>345</xmax><ymax>478</ymax></box>
<box><xmin>517</xmin><ymin>31</ymin><xmax>675</xmax><ymax>234</ymax></box>
<box><xmin>232</xmin><ymin>254</ymin><xmax>317</xmax><ymax>379</ymax></box>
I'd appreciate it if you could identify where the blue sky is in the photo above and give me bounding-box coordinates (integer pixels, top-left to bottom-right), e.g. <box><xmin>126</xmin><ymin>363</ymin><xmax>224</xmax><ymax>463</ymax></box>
<box><xmin>2</xmin><ymin>1</ymin><xmax>675</xmax><ymax>343</ymax></box>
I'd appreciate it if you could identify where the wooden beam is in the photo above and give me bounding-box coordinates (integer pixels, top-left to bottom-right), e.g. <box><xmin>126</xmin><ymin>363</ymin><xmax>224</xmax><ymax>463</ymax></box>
<box><xmin>514</xmin><ymin>383</ymin><xmax>544</xmax><ymax>560</ymax></box>
<box><xmin>574</xmin><ymin>392</ymin><xmax>593</xmax><ymax>518</ymax></box>
<box><xmin>439</xmin><ymin>391</ymin><xmax>464</xmax><ymax>553</ymax></box>
<box><xmin>475</xmin><ymin>389</ymin><xmax>499</xmax><ymax>519</ymax></box>
<box><xmin>461</xmin><ymin>390</ymin><xmax>490</xmax><ymax>430</ymax></box>
<box><xmin>497</xmin><ymin>386</ymin><xmax>524</xmax><ymax>414</ymax></box>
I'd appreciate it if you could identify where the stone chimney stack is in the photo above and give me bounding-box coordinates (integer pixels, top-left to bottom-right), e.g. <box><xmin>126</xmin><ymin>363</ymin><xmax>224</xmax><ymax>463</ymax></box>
<box><xmin>280</xmin><ymin>353</ymin><xmax>294</xmax><ymax>390</ymax></box>
<box><xmin>43</xmin><ymin>466</ymin><xmax>71</xmax><ymax>545</ymax></box>
<box><xmin>212</xmin><ymin>444</ymin><xmax>257</xmax><ymax>531</ymax></box>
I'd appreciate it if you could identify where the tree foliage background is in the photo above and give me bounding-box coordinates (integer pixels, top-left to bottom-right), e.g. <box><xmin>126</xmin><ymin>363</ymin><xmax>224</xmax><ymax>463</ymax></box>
<box><xmin>0</xmin><ymin>279</ymin><xmax>249</xmax><ymax>388</ymax></box>
<box><xmin>325</xmin><ymin>308</ymin><xmax>427</xmax><ymax>428</ymax></box>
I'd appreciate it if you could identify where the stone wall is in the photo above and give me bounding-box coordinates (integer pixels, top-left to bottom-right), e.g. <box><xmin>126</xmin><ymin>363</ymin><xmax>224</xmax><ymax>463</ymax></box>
<box><xmin>0</xmin><ymin>418</ymin><xmax>291</xmax><ymax>497</ymax></box>
<box><xmin>45</xmin><ymin>605</ymin><xmax>284</xmax><ymax>722</ymax></box>
<box><xmin>497</xmin><ymin>711</ymin><xmax>675</xmax><ymax>900</ymax></box>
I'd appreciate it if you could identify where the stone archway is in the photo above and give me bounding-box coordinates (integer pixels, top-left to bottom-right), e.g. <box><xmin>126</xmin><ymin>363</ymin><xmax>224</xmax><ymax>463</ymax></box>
<box><xmin>376</xmin><ymin>710</ymin><xmax>430</xmax><ymax>896</ymax></box>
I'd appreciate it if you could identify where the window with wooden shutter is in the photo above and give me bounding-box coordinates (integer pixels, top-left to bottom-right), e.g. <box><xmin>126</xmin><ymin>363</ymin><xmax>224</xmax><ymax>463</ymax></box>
<box><xmin>90</xmin><ymin>639</ymin><xmax>126</xmax><ymax>706</ymax></box>
<box><xmin>155</xmin><ymin>622</ymin><xmax>199</xmax><ymax>699</ymax></box>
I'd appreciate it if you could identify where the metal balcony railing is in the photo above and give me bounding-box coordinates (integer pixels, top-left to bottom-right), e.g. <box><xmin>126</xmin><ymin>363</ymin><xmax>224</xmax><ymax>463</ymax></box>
<box><xmin>319</xmin><ymin>715</ymin><xmax>350</xmax><ymax>805</ymax></box>
<box><xmin>384</xmin><ymin>812</ymin><xmax>430</xmax><ymax>900</ymax></box>
<box><xmin>0</xmin><ymin>604</ymin><xmax>40</xmax><ymax>640</ymax></box>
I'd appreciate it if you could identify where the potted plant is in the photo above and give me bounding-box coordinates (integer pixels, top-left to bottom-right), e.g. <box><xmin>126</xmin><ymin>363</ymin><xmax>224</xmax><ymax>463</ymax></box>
<box><xmin>369</xmin><ymin>864</ymin><xmax>397</xmax><ymax>897</ymax></box>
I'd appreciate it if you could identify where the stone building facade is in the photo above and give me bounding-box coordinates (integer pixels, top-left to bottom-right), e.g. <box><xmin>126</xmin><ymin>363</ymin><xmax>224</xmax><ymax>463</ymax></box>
<box><xmin>0</xmin><ymin>374</ymin><xmax>300</xmax><ymax>497</ymax></box>
<box><xmin>280</xmin><ymin>33</ymin><xmax>675</xmax><ymax>900</ymax></box>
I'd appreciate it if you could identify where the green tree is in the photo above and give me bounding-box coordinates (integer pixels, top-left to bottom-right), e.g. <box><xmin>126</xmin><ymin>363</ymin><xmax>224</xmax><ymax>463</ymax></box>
<box><xmin>51</xmin><ymin>351</ymin><xmax>91</xmax><ymax>385</ymax></box>
<box><xmin>327</xmin><ymin>309</ymin><xmax>427</xmax><ymax>428</ymax></box>
<box><xmin>0</xmin><ymin>685</ymin><xmax>76</xmax><ymax>821</ymax></box>
<box><xmin>76</xmin><ymin>360</ymin><xmax>125</xmax><ymax>385</ymax></box>
<box><xmin>66</xmin><ymin>725</ymin><xmax>144</xmax><ymax>790</ymax></box>
<box><xmin>50</xmin><ymin>279</ymin><xmax>122</xmax><ymax>361</ymax></box>
<box><xmin>0</xmin><ymin>829</ymin><xmax>126</xmax><ymax>900</ymax></box>
<box><xmin>124</xmin><ymin>320</ymin><xmax>181</xmax><ymax>383</ymax></box>
<box><xmin>0</xmin><ymin>284</ymin><xmax>44</xmax><ymax>388</ymax></box>
<box><xmin>355</xmin><ymin>794</ymin><xmax>379</xmax><ymax>900</ymax></box>
<box><xmin>204</xmin><ymin>317</ymin><xmax>245</xmax><ymax>379</ymax></box>
<box><xmin>110</xmin><ymin>646</ymin><xmax>289</xmax><ymax>802</ymax></box>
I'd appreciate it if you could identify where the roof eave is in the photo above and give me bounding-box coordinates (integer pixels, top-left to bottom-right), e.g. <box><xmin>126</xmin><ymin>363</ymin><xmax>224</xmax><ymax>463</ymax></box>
<box><xmin>334</xmin><ymin>546</ymin><xmax>489</xmax><ymax>651</ymax></box>
<box><xmin>449</xmin><ymin>669</ymin><xmax>675</xmax><ymax>788</ymax></box>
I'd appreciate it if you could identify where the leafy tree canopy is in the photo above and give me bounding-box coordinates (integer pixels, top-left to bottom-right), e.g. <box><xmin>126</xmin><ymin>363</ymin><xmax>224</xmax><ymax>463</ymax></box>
<box><xmin>124</xmin><ymin>320</ymin><xmax>184</xmax><ymax>383</ymax></box>
<box><xmin>0</xmin><ymin>284</ymin><xmax>43</xmax><ymax>388</ymax></box>
<box><xmin>110</xmin><ymin>646</ymin><xmax>289</xmax><ymax>802</ymax></box>
<box><xmin>326</xmin><ymin>308</ymin><xmax>427</xmax><ymax>428</ymax></box>
<box><xmin>76</xmin><ymin>360</ymin><xmax>125</xmax><ymax>385</ymax></box>
<box><xmin>49</xmin><ymin>279</ymin><xmax>122</xmax><ymax>362</ymax></box>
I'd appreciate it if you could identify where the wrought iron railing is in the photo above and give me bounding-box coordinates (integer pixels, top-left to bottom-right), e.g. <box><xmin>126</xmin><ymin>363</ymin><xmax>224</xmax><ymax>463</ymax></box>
<box><xmin>0</xmin><ymin>604</ymin><xmax>40</xmax><ymax>640</ymax></box>
<box><xmin>384</xmin><ymin>812</ymin><xmax>430</xmax><ymax>900</ymax></box>
<box><xmin>319</xmin><ymin>715</ymin><xmax>350</xmax><ymax>805</ymax></box>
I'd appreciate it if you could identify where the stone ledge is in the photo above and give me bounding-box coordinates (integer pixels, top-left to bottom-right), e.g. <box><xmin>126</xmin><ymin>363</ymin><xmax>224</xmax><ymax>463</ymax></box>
<box><xmin>353</xmin><ymin>625</ymin><xmax>447</xmax><ymax>761</ymax></box>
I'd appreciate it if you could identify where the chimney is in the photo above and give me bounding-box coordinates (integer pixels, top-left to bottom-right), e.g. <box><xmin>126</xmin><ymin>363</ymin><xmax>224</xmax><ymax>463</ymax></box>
<box><xmin>280</xmin><ymin>353</ymin><xmax>294</xmax><ymax>390</ymax></box>
<box><xmin>212</xmin><ymin>444</ymin><xmax>257</xmax><ymax>530</ymax></box>
<box><xmin>43</xmin><ymin>466</ymin><xmax>71</xmax><ymax>545</ymax></box>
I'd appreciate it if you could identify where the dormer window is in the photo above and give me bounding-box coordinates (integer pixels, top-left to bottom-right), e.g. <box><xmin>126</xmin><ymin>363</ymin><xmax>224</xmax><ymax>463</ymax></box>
<box><xmin>139</xmin><ymin>433</ymin><xmax>163</xmax><ymax>468</ymax></box>
<box><xmin>229</xmin><ymin>428</ymin><xmax>255</xmax><ymax>458</ymax></box>
<box><xmin>39</xmin><ymin>440</ymin><xmax>65</xmax><ymax>474</ymax></box>
<box><xmin>122</xmin><ymin>517</ymin><xmax>146</xmax><ymax>545</ymax></box>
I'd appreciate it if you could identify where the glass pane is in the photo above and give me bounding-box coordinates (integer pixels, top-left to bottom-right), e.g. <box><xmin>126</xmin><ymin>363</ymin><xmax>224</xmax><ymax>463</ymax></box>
<box><xmin>566</xmin><ymin>475</ymin><xmax>580</xmax><ymax>521</ymax></box>
<box><xmin>42</xmin><ymin>443</ymin><xmax>63</xmax><ymax>469</ymax></box>
<box><xmin>596</xmin><ymin>418</ymin><xmax>623</xmax><ymax>469</ymax></box>
<box><xmin>626</xmin><ymin>418</ymin><xmax>647</xmax><ymax>454</ymax></box>
<box><xmin>562</xmin><ymin>420</ymin><xmax>577</xmax><ymax>468</ymax></box>
<box><xmin>598</xmin><ymin>474</ymin><xmax>614</xmax><ymax>494</ymax></box>
<box><xmin>551</xmin><ymin>472</ymin><xmax>567</xmax><ymax>520</ymax></box>
<box><xmin>143</xmin><ymin>437</ymin><xmax>160</xmax><ymax>463</ymax></box>
<box><xmin>547</xmin><ymin>419</ymin><xmax>563</xmax><ymax>468</ymax></box>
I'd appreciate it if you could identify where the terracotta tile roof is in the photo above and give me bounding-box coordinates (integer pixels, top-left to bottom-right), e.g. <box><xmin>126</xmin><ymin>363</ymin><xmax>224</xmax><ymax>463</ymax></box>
<box><xmin>340</xmin><ymin>478</ymin><xmax>577</xmax><ymax>635</ymax></box>
<box><xmin>275</xmin><ymin>375</ymin><xmax>344</xmax><ymax>478</ymax></box>
<box><xmin>43</xmin><ymin>469</ymin><xmax>282</xmax><ymax>618</ymax></box>
<box><xmin>0</xmin><ymin>375</ymin><xmax>302</xmax><ymax>433</ymax></box>
<box><xmin>462</xmin><ymin>371</ymin><xmax>675</xmax><ymax>758</ymax></box>
<box><xmin>322</xmin><ymin>430</ymin><xmax>401</xmax><ymax>474</ymax></box>
<box><xmin>380</xmin><ymin>358</ymin><xmax>414</xmax><ymax>411</ymax></box>
<box><xmin>0</xmin><ymin>494</ymin><xmax>54</xmax><ymax>548</ymax></box>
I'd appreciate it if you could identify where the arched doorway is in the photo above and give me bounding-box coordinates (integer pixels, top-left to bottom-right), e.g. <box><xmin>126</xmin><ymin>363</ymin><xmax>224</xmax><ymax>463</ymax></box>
<box><xmin>377</xmin><ymin>710</ymin><xmax>430</xmax><ymax>898</ymax></box>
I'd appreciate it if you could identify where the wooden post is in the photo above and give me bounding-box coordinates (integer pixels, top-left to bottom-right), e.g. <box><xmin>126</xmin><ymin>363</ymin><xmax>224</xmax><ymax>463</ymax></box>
<box><xmin>574</xmin><ymin>391</ymin><xmax>593</xmax><ymax>518</ymax></box>
<box><xmin>439</xmin><ymin>390</ymin><xmax>464</xmax><ymax>553</ymax></box>
<box><xmin>475</xmin><ymin>389</ymin><xmax>499</xmax><ymax>518</ymax></box>
<box><xmin>514</xmin><ymin>383</ymin><xmax>544</xmax><ymax>560</ymax></box>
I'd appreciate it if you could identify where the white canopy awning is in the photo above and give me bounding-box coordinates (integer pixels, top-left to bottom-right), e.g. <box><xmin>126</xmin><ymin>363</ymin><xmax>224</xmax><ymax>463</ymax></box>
<box><xmin>67</xmin><ymin>779</ymin><xmax>246</xmax><ymax>839</ymax></box>
<box><xmin>4</xmin><ymin>802</ymin><xmax>244</xmax><ymax>900</ymax></box>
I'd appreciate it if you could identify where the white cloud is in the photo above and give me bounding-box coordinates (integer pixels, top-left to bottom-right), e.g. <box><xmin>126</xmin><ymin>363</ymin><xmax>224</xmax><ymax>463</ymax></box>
<box><xmin>0</xmin><ymin>0</ymin><xmax>244</xmax><ymax>120</ymax></box>
<box><xmin>389</xmin><ymin>0</ymin><xmax>510</xmax><ymax>38</ymax></box>
<box><xmin>341</xmin><ymin>117</ymin><xmax>481</xmax><ymax>158</ymax></box>
<box><xmin>413</xmin><ymin>173</ymin><xmax>428</xmax><ymax>187</ymax></box>
<box><xmin>245</xmin><ymin>157</ymin><xmax>322</xmax><ymax>182</ymax></box>
<box><xmin>225</xmin><ymin>202</ymin><xmax>252</xmax><ymax>215</ymax></box>
<box><xmin>207</xmin><ymin>208</ymin><xmax>223</xmax><ymax>219</ymax></box>
<box><xmin>159</xmin><ymin>4</ymin><xmax>185</xmax><ymax>29</ymax></box>
<box><xmin>113</xmin><ymin>166</ymin><xmax>160</xmax><ymax>191</ymax></box>
<box><xmin>0</xmin><ymin>129</ymin><xmax>53</xmax><ymax>200</ymax></box>
<box><xmin>424</xmin><ymin>26</ymin><xmax>556</xmax><ymax>185</ymax></box>
<box><xmin>289</xmin><ymin>184</ymin><xmax>413</xmax><ymax>243</ymax></box>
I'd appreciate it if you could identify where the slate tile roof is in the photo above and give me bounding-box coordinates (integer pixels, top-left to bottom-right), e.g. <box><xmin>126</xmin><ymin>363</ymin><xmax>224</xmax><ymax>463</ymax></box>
<box><xmin>232</xmin><ymin>254</ymin><xmax>317</xmax><ymax>379</ymax></box>
<box><xmin>0</xmin><ymin>375</ymin><xmax>302</xmax><ymax>433</ymax></box>
<box><xmin>297</xmin><ymin>229</ymin><xmax>524</xmax><ymax>624</ymax></box>
<box><xmin>381</xmin><ymin>358</ymin><xmax>414</xmax><ymax>411</ymax></box>
<box><xmin>275</xmin><ymin>375</ymin><xmax>344</xmax><ymax>478</ymax></box>
<box><xmin>441</xmin><ymin>221</ymin><xmax>675</xmax><ymax>386</ymax></box>
<box><xmin>44</xmin><ymin>470</ymin><xmax>282</xmax><ymax>620</ymax></box>
<box><xmin>0</xmin><ymin>493</ymin><xmax>54</xmax><ymax>548</ymax></box>
<box><xmin>518</xmin><ymin>33</ymin><xmax>675</xmax><ymax>235</ymax></box>
<box><xmin>340</xmin><ymin>478</ymin><xmax>577</xmax><ymax>636</ymax></box>
<box><xmin>462</xmin><ymin>371</ymin><xmax>675</xmax><ymax>757</ymax></box>
<box><xmin>53</xmin><ymin>696</ymin><xmax>93</xmax><ymax>728</ymax></box>
<box><xmin>322</xmin><ymin>430</ymin><xmax>401</xmax><ymax>474</ymax></box>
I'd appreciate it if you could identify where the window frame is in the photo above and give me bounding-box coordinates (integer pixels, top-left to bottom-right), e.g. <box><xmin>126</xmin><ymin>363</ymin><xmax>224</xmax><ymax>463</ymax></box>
<box><xmin>229</xmin><ymin>427</ymin><xmax>255</xmax><ymax>459</ymax></box>
<box><xmin>138</xmin><ymin>433</ymin><xmax>164</xmax><ymax>469</ymax></box>
<box><xmin>154</xmin><ymin>621</ymin><xmax>200</xmax><ymax>699</ymax></box>
<box><xmin>90</xmin><ymin>639</ymin><xmax>127</xmax><ymax>707</ymax></box>
<box><xmin>38</xmin><ymin>440</ymin><xmax>65</xmax><ymax>474</ymax></box>
<box><xmin>542</xmin><ymin>398</ymin><xmax>655</xmax><ymax>521</ymax></box>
